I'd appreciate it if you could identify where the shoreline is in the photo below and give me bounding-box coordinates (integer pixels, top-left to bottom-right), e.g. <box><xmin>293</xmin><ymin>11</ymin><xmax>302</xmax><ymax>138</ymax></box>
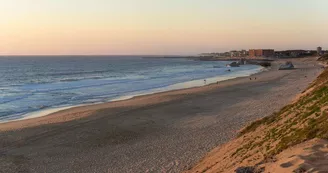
<box><xmin>0</xmin><ymin>57</ymin><xmax>323</xmax><ymax>173</ymax></box>
<box><xmin>0</xmin><ymin>65</ymin><xmax>264</xmax><ymax>125</ymax></box>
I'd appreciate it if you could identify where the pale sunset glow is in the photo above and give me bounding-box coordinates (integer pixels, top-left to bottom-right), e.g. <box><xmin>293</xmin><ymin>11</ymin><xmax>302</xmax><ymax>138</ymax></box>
<box><xmin>0</xmin><ymin>0</ymin><xmax>327</xmax><ymax>55</ymax></box>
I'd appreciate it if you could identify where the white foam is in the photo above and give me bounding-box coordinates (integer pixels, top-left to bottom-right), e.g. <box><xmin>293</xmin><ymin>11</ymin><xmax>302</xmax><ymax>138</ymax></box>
<box><xmin>2</xmin><ymin>66</ymin><xmax>264</xmax><ymax>124</ymax></box>
<box><xmin>21</xmin><ymin>106</ymin><xmax>75</xmax><ymax>120</ymax></box>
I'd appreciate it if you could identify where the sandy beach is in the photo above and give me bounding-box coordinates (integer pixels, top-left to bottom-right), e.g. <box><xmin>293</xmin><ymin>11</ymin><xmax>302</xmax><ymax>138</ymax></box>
<box><xmin>0</xmin><ymin>57</ymin><xmax>323</xmax><ymax>173</ymax></box>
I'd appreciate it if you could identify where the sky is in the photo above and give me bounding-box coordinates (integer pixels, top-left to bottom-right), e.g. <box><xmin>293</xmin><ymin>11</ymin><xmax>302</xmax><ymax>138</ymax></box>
<box><xmin>0</xmin><ymin>0</ymin><xmax>327</xmax><ymax>55</ymax></box>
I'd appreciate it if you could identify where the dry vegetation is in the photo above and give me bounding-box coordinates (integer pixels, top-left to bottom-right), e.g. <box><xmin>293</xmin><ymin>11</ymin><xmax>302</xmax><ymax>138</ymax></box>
<box><xmin>236</xmin><ymin>69</ymin><xmax>328</xmax><ymax>158</ymax></box>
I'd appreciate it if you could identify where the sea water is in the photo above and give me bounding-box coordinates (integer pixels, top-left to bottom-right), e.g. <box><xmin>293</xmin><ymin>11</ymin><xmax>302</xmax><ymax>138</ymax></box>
<box><xmin>0</xmin><ymin>56</ymin><xmax>262</xmax><ymax>122</ymax></box>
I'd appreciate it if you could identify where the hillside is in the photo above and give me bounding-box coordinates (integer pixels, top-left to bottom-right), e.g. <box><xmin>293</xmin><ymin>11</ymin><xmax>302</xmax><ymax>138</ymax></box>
<box><xmin>186</xmin><ymin>61</ymin><xmax>328</xmax><ymax>173</ymax></box>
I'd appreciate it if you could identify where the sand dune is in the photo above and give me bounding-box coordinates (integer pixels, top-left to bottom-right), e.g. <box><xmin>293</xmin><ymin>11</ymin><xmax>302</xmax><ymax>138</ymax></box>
<box><xmin>186</xmin><ymin>57</ymin><xmax>326</xmax><ymax>173</ymax></box>
<box><xmin>263</xmin><ymin>138</ymin><xmax>328</xmax><ymax>173</ymax></box>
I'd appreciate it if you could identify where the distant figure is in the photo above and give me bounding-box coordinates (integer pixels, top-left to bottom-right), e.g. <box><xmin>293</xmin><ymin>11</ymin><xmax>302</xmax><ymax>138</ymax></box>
<box><xmin>255</xmin><ymin>77</ymin><xmax>257</xmax><ymax>80</ymax></box>
<box><xmin>250</xmin><ymin>78</ymin><xmax>252</xmax><ymax>80</ymax></box>
<box><xmin>204</xmin><ymin>79</ymin><xmax>207</xmax><ymax>85</ymax></box>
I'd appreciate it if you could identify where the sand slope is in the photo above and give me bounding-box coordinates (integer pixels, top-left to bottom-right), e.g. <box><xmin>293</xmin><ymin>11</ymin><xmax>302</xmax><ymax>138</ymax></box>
<box><xmin>263</xmin><ymin>138</ymin><xmax>328</xmax><ymax>173</ymax></box>
<box><xmin>186</xmin><ymin>58</ymin><xmax>328</xmax><ymax>173</ymax></box>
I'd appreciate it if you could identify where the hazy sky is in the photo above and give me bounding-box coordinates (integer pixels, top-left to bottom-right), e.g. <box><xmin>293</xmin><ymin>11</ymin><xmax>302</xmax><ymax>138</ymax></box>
<box><xmin>0</xmin><ymin>0</ymin><xmax>327</xmax><ymax>55</ymax></box>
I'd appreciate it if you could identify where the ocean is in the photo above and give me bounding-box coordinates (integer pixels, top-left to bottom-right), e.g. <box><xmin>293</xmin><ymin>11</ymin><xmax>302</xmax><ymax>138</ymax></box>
<box><xmin>0</xmin><ymin>56</ymin><xmax>263</xmax><ymax>122</ymax></box>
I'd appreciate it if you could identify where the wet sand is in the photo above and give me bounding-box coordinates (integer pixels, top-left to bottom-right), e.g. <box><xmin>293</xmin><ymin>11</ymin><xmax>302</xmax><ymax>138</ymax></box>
<box><xmin>0</xmin><ymin>57</ymin><xmax>323</xmax><ymax>173</ymax></box>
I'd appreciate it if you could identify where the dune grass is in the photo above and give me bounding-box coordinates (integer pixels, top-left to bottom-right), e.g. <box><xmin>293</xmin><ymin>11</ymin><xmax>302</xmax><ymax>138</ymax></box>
<box><xmin>233</xmin><ymin>67</ymin><xmax>328</xmax><ymax>161</ymax></box>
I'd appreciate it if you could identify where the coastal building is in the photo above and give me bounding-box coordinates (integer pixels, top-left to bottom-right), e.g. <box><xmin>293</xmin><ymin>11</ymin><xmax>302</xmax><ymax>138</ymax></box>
<box><xmin>317</xmin><ymin>47</ymin><xmax>323</xmax><ymax>55</ymax></box>
<box><xmin>275</xmin><ymin>50</ymin><xmax>307</xmax><ymax>58</ymax></box>
<box><xmin>239</xmin><ymin>58</ymin><xmax>246</xmax><ymax>65</ymax></box>
<box><xmin>222</xmin><ymin>52</ymin><xmax>231</xmax><ymax>57</ymax></box>
<box><xmin>249</xmin><ymin>49</ymin><xmax>275</xmax><ymax>58</ymax></box>
<box><xmin>200</xmin><ymin>52</ymin><xmax>231</xmax><ymax>57</ymax></box>
<box><xmin>239</xmin><ymin>50</ymin><xmax>248</xmax><ymax>57</ymax></box>
<box><xmin>201</xmin><ymin>50</ymin><xmax>248</xmax><ymax>58</ymax></box>
<box><xmin>230</xmin><ymin>50</ymin><xmax>248</xmax><ymax>58</ymax></box>
<box><xmin>230</xmin><ymin>50</ymin><xmax>237</xmax><ymax>57</ymax></box>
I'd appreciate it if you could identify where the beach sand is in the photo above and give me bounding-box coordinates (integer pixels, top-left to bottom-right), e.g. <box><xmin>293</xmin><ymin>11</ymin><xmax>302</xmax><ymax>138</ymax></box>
<box><xmin>0</xmin><ymin>57</ymin><xmax>323</xmax><ymax>173</ymax></box>
<box><xmin>262</xmin><ymin>138</ymin><xmax>328</xmax><ymax>173</ymax></box>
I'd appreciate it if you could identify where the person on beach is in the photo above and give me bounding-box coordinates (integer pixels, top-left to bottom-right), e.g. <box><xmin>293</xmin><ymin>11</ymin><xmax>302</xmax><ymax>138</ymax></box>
<box><xmin>204</xmin><ymin>79</ymin><xmax>207</xmax><ymax>85</ymax></box>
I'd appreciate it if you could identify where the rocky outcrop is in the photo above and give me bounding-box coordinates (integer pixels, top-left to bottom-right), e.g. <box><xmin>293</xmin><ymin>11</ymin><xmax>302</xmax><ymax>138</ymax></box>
<box><xmin>279</xmin><ymin>61</ymin><xmax>294</xmax><ymax>70</ymax></box>
<box><xmin>228</xmin><ymin>62</ymin><xmax>240</xmax><ymax>67</ymax></box>
<box><xmin>235</xmin><ymin>167</ymin><xmax>256</xmax><ymax>173</ymax></box>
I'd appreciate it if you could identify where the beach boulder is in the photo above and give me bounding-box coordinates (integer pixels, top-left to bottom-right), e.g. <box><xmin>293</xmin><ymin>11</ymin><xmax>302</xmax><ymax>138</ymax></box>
<box><xmin>235</xmin><ymin>167</ymin><xmax>255</xmax><ymax>173</ymax></box>
<box><xmin>279</xmin><ymin>61</ymin><xmax>294</xmax><ymax>70</ymax></box>
<box><xmin>227</xmin><ymin>62</ymin><xmax>240</xmax><ymax>67</ymax></box>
